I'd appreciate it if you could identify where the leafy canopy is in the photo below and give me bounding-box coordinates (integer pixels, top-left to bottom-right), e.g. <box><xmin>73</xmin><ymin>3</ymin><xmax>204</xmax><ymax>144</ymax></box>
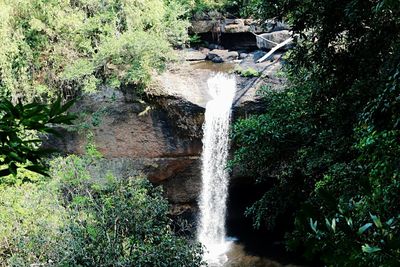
<box><xmin>0</xmin><ymin>153</ymin><xmax>203</xmax><ymax>266</ymax></box>
<box><xmin>231</xmin><ymin>0</ymin><xmax>400</xmax><ymax>265</ymax></box>
<box><xmin>0</xmin><ymin>0</ymin><xmax>189</xmax><ymax>101</ymax></box>
<box><xmin>0</xmin><ymin>98</ymin><xmax>76</xmax><ymax>182</ymax></box>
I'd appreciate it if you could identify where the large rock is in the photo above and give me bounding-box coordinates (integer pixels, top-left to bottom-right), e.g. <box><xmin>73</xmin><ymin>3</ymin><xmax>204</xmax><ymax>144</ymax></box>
<box><xmin>184</xmin><ymin>48</ymin><xmax>207</xmax><ymax>61</ymax></box>
<box><xmin>206</xmin><ymin>49</ymin><xmax>239</xmax><ymax>62</ymax></box>
<box><xmin>256</xmin><ymin>30</ymin><xmax>293</xmax><ymax>50</ymax></box>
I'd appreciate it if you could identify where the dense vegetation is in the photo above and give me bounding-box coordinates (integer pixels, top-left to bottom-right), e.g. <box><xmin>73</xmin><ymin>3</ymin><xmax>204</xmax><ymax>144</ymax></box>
<box><xmin>0</xmin><ymin>152</ymin><xmax>202</xmax><ymax>266</ymax></box>
<box><xmin>2</xmin><ymin>0</ymin><xmax>399</xmax><ymax>266</ymax></box>
<box><xmin>0</xmin><ymin>0</ymin><xmax>189</xmax><ymax>101</ymax></box>
<box><xmin>0</xmin><ymin>1</ymin><xmax>203</xmax><ymax>266</ymax></box>
<box><xmin>231</xmin><ymin>0</ymin><xmax>400</xmax><ymax>266</ymax></box>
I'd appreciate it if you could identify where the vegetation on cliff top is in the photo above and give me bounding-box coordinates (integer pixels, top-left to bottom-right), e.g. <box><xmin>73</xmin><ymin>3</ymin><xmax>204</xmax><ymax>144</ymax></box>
<box><xmin>0</xmin><ymin>0</ymin><xmax>189</xmax><ymax>102</ymax></box>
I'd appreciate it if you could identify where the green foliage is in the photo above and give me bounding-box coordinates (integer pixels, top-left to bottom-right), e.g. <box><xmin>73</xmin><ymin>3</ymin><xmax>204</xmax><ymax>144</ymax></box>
<box><xmin>179</xmin><ymin>0</ymin><xmax>226</xmax><ymax>14</ymax></box>
<box><xmin>0</xmin><ymin>98</ymin><xmax>76</xmax><ymax>182</ymax></box>
<box><xmin>55</xmin><ymin>154</ymin><xmax>203</xmax><ymax>267</ymax></box>
<box><xmin>0</xmin><ymin>153</ymin><xmax>203</xmax><ymax>266</ymax></box>
<box><xmin>0</xmin><ymin>0</ymin><xmax>189</xmax><ymax>101</ymax></box>
<box><xmin>0</xmin><ymin>182</ymin><xmax>74</xmax><ymax>267</ymax></box>
<box><xmin>188</xmin><ymin>34</ymin><xmax>203</xmax><ymax>46</ymax></box>
<box><xmin>231</xmin><ymin>0</ymin><xmax>400</xmax><ymax>265</ymax></box>
<box><xmin>178</xmin><ymin>0</ymin><xmax>250</xmax><ymax>16</ymax></box>
<box><xmin>234</xmin><ymin>66</ymin><xmax>261</xmax><ymax>77</ymax></box>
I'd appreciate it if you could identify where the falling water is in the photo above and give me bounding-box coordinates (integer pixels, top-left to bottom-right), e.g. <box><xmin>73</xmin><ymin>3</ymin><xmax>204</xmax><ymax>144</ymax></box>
<box><xmin>197</xmin><ymin>73</ymin><xmax>236</xmax><ymax>266</ymax></box>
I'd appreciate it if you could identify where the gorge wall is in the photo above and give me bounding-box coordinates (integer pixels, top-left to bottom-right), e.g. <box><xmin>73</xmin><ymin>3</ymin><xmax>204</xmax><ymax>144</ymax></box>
<box><xmin>45</xmin><ymin>36</ymin><xmax>285</xmax><ymax>216</ymax></box>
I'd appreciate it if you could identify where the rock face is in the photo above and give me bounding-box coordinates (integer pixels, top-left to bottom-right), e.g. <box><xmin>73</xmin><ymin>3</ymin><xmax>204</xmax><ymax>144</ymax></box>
<box><xmin>191</xmin><ymin>18</ymin><xmax>263</xmax><ymax>35</ymax></box>
<box><xmin>46</xmin><ymin>49</ymin><xmax>285</xmax><ymax>212</ymax></box>
<box><xmin>191</xmin><ymin>18</ymin><xmax>264</xmax><ymax>51</ymax></box>
<box><xmin>45</xmin><ymin>85</ymin><xmax>205</xmax><ymax>206</ymax></box>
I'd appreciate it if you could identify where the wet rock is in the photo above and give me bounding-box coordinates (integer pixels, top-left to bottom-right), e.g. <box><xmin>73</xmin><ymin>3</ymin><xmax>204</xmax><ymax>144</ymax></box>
<box><xmin>207</xmin><ymin>49</ymin><xmax>239</xmax><ymax>62</ymax></box>
<box><xmin>252</xmin><ymin>50</ymin><xmax>267</xmax><ymax>62</ymax></box>
<box><xmin>239</xmin><ymin>52</ymin><xmax>248</xmax><ymax>59</ymax></box>
<box><xmin>211</xmin><ymin>56</ymin><xmax>224</xmax><ymax>63</ymax></box>
<box><xmin>208</xmin><ymin>43</ymin><xmax>224</xmax><ymax>50</ymax></box>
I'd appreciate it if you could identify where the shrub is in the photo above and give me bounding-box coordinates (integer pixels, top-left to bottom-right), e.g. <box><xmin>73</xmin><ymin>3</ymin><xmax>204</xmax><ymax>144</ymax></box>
<box><xmin>0</xmin><ymin>97</ymin><xmax>76</xmax><ymax>182</ymax></box>
<box><xmin>1</xmin><ymin>148</ymin><xmax>203</xmax><ymax>267</ymax></box>
<box><xmin>234</xmin><ymin>66</ymin><xmax>260</xmax><ymax>77</ymax></box>
<box><xmin>0</xmin><ymin>0</ymin><xmax>189</xmax><ymax>101</ymax></box>
<box><xmin>0</xmin><ymin>183</ymin><xmax>73</xmax><ymax>267</ymax></box>
<box><xmin>53</xmin><ymin>154</ymin><xmax>204</xmax><ymax>267</ymax></box>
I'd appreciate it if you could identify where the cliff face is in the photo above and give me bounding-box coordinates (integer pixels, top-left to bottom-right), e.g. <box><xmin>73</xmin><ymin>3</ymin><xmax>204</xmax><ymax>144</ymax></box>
<box><xmin>45</xmin><ymin>49</ymin><xmax>284</xmax><ymax>212</ymax></box>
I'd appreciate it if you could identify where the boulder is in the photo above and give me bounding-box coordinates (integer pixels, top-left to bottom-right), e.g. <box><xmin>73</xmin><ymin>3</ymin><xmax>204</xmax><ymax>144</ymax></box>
<box><xmin>223</xmin><ymin>19</ymin><xmax>246</xmax><ymax>33</ymax></box>
<box><xmin>256</xmin><ymin>30</ymin><xmax>293</xmax><ymax>50</ymax></box>
<box><xmin>211</xmin><ymin>56</ymin><xmax>224</xmax><ymax>63</ymax></box>
<box><xmin>206</xmin><ymin>49</ymin><xmax>239</xmax><ymax>62</ymax></box>
<box><xmin>239</xmin><ymin>52</ymin><xmax>248</xmax><ymax>59</ymax></box>
<box><xmin>191</xmin><ymin>20</ymin><xmax>216</xmax><ymax>34</ymax></box>
<box><xmin>208</xmin><ymin>43</ymin><xmax>224</xmax><ymax>50</ymax></box>
<box><xmin>184</xmin><ymin>49</ymin><xmax>207</xmax><ymax>61</ymax></box>
<box><xmin>252</xmin><ymin>50</ymin><xmax>266</xmax><ymax>62</ymax></box>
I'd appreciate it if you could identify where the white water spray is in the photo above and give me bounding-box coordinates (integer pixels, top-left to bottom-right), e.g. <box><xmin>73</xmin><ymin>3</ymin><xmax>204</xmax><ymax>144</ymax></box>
<box><xmin>197</xmin><ymin>73</ymin><xmax>236</xmax><ymax>266</ymax></box>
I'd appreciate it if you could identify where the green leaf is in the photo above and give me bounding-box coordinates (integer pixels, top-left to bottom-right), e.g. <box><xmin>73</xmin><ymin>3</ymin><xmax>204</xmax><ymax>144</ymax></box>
<box><xmin>42</xmin><ymin>127</ymin><xmax>61</xmax><ymax>136</ymax></box>
<box><xmin>48</xmin><ymin>115</ymin><xmax>76</xmax><ymax>124</ymax></box>
<box><xmin>362</xmin><ymin>244</ymin><xmax>381</xmax><ymax>253</ymax></box>
<box><xmin>24</xmin><ymin>165</ymin><xmax>49</xmax><ymax>177</ymax></box>
<box><xmin>60</xmin><ymin>99</ymin><xmax>76</xmax><ymax>114</ymax></box>
<box><xmin>49</xmin><ymin>97</ymin><xmax>62</xmax><ymax>117</ymax></box>
<box><xmin>358</xmin><ymin>223</ymin><xmax>373</xmax><ymax>235</ymax></box>
<box><xmin>370</xmin><ymin>213</ymin><xmax>383</xmax><ymax>228</ymax></box>
<box><xmin>386</xmin><ymin>218</ymin><xmax>394</xmax><ymax>226</ymax></box>
<box><xmin>310</xmin><ymin>218</ymin><xmax>318</xmax><ymax>233</ymax></box>
<box><xmin>9</xmin><ymin>162</ymin><xmax>17</xmax><ymax>176</ymax></box>
<box><xmin>0</xmin><ymin>99</ymin><xmax>19</xmax><ymax>118</ymax></box>
<box><xmin>8</xmin><ymin>152</ymin><xmax>25</xmax><ymax>163</ymax></box>
<box><xmin>331</xmin><ymin>218</ymin><xmax>336</xmax><ymax>232</ymax></box>
<box><xmin>345</xmin><ymin>217</ymin><xmax>353</xmax><ymax>228</ymax></box>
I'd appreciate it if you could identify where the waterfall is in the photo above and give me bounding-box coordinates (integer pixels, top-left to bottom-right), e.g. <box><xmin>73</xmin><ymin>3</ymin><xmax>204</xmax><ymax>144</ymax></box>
<box><xmin>197</xmin><ymin>73</ymin><xmax>236</xmax><ymax>266</ymax></box>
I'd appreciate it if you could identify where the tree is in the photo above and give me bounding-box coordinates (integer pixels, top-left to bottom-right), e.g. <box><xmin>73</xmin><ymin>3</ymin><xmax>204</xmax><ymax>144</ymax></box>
<box><xmin>231</xmin><ymin>0</ymin><xmax>400</xmax><ymax>265</ymax></box>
